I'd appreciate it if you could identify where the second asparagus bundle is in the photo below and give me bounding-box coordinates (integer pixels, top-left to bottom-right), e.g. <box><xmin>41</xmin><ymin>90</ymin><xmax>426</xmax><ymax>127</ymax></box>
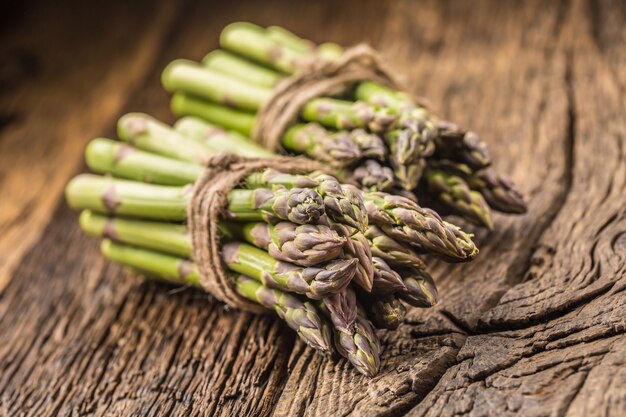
<box><xmin>162</xmin><ymin>22</ymin><xmax>528</xmax><ymax>229</ymax></box>
<box><xmin>66</xmin><ymin>112</ymin><xmax>478</xmax><ymax>377</ymax></box>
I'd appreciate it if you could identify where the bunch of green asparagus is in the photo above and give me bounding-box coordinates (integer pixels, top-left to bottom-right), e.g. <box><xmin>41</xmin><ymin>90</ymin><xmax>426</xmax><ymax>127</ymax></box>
<box><xmin>162</xmin><ymin>22</ymin><xmax>527</xmax><ymax>229</ymax></box>
<box><xmin>65</xmin><ymin>113</ymin><xmax>478</xmax><ymax>377</ymax></box>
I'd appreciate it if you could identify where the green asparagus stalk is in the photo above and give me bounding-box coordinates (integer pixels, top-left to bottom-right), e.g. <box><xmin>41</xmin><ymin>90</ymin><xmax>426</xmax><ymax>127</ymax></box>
<box><xmin>227</xmin><ymin>187</ymin><xmax>325</xmax><ymax>224</ymax></box>
<box><xmin>202</xmin><ymin>50</ymin><xmax>282</xmax><ymax>88</ymax></box>
<box><xmin>430</xmin><ymin>160</ymin><xmax>526</xmax><ymax>214</ymax></box>
<box><xmin>266</xmin><ymin>25</ymin><xmax>316</xmax><ymax>53</ymax></box>
<box><xmin>365</xmin><ymin>225</ymin><xmax>425</xmax><ymax>267</ymax></box>
<box><xmin>171</xmin><ymin>92</ymin><xmax>256</xmax><ymax>135</ymax></box>
<box><xmin>119</xmin><ymin>112</ymin><xmax>271</xmax><ymax>160</ymax></box>
<box><xmin>321</xmin><ymin>287</ymin><xmax>357</xmax><ymax>334</ymax></box>
<box><xmin>117</xmin><ymin>113</ymin><xmax>214</xmax><ymax>164</ymax></box>
<box><xmin>233</xmin><ymin>273</ymin><xmax>333</xmax><ymax>353</ymax></box>
<box><xmin>348</xmin><ymin>129</ymin><xmax>386</xmax><ymax>161</ymax></box>
<box><xmin>371</xmin><ymin>257</ymin><xmax>406</xmax><ymax>295</ymax></box>
<box><xmin>312</xmin><ymin>174</ymin><xmax>368</xmax><ymax>232</ymax></box>
<box><xmin>81</xmin><ymin>210</ymin><xmax>191</xmax><ymax>257</ymax></box>
<box><xmin>86</xmin><ymin>138</ymin><xmax>204</xmax><ymax>186</ymax></box>
<box><xmin>224</xmin><ymin>221</ymin><xmax>346</xmax><ymax>267</ymax></box>
<box><xmin>221</xmin><ymin>242</ymin><xmax>357</xmax><ymax>298</ymax></box>
<box><xmin>466</xmin><ymin>168</ymin><xmax>526</xmax><ymax>214</ymax></box>
<box><xmin>330</xmin><ymin>223</ymin><xmax>374</xmax><ymax>293</ymax></box>
<box><xmin>421</xmin><ymin>169</ymin><xmax>493</xmax><ymax>229</ymax></box>
<box><xmin>220</xmin><ymin>22</ymin><xmax>308</xmax><ymax>74</ymax></box>
<box><xmin>365</xmin><ymin>295</ymin><xmax>406</xmax><ymax>330</ymax></box>
<box><xmin>171</xmin><ymin>115</ymin><xmax>274</xmax><ymax>157</ymax></box>
<box><xmin>300</xmin><ymin>98</ymin><xmax>396</xmax><ymax>133</ymax></box>
<box><xmin>65</xmin><ymin>174</ymin><xmax>326</xmax><ymax>224</ymax></box>
<box><xmin>350</xmin><ymin>160</ymin><xmax>395</xmax><ymax>192</ymax></box>
<box><xmin>363</xmin><ymin>192</ymin><xmax>479</xmax><ymax>261</ymax></box>
<box><xmin>242</xmin><ymin>168</ymin><xmax>319</xmax><ymax>189</ymax></box>
<box><xmin>101</xmin><ymin>239</ymin><xmax>200</xmax><ymax>286</ymax></box>
<box><xmin>397</xmin><ymin>267</ymin><xmax>439</xmax><ymax>308</ymax></box>
<box><xmin>434</xmin><ymin>120</ymin><xmax>491</xmax><ymax>169</ymax></box>
<box><xmin>319</xmin><ymin>300</ymin><xmax>381</xmax><ymax>377</ymax></box>
<box><xmin>282</xmin><ymin>123</ymin><xmax>362</xmax><ymax>167</ymax></box>
<box><xmin>174</xmin><ymin>117</ymin><xmax>323</xmax><ymax>188</ymax></box>
<box><xmin>162</xmin><ymin>59</ymin><xmax>271</xmax><ymax>111</ymax></box>
<box><xmin>101</xmin><ymin>238</ymin><xmax>334</xmax><ymax>354</ymax></box>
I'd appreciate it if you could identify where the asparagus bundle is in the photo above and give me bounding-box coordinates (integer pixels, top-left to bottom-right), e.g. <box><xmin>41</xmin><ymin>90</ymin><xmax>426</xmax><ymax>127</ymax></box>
<box><xmin>67</xmin><ymin>113</ymin><xmax>481</xmax><ymax>377</ymax></box>
<box><xmin>162</xmin><ymin>22</ymin><xmax>527</xmax><ymax>229</ymax></box>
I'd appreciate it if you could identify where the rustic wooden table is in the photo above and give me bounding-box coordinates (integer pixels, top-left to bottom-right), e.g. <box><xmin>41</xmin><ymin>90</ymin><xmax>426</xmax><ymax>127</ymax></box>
<box><xmin>1</xmin><ymin>0</ymin><xmax>624</xmax><ymax>416</ymax></box>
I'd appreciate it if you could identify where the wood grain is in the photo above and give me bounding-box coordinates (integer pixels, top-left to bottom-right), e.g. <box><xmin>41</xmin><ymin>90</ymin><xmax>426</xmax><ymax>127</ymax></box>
<box><xmin>0</xmin><ymin>0</ymin><xmax>624</xmax><ymax>416</ymax></box>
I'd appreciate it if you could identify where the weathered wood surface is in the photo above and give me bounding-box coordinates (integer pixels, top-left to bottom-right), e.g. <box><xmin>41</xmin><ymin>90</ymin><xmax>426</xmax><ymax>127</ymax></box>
<box><xmin>0</xmin><ymin>0</ymin><xmax>624</xmax><ymax>416</ymax></box>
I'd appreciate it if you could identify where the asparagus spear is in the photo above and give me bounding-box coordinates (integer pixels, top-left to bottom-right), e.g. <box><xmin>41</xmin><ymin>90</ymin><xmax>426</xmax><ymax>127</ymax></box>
<box><xmin>171</xmin><ymin>92</ymin><xmax>256</xmax><ymax>135</ymax></box>
<box><xmin>319</xmin><ymin>300</ymin><xmax>381</xmax><ymax>377</ymax></box>
<box><xmin>282</xmin><ymin>123</ymin><xmax>362</xmax><ymax>168</ymax></box>
<box><xmin>65</xmin><ymin>174</ymin><xmax>325</xmax><ymax>224</ymax></box>
<box><xmin>428</xmin><ymin>160</ymin><xmax>526</xmax><ymax>214</ymax></box>
<box><xmin>421</xmin><ymin>169</ymin><xmax>493</xmax><ymax>229</ymax></box>
<box><xmin>331</xmin><ymin>223</ymin><xmax>374</xmax><ymax>293</ymax></box>
<box><xmin>365</xmin><ymin>225</ymin><xmax>425</xmax><ymax>267</ymax></box>
<box><xmin>202</xmin><ymin>49</ymin><xmax>282</xmax><ymax>88</ymax></box>
<box><xmin>101</xmin><ymin>239</ymin><xmax>334</xmax><ymax>354</ymax></box>
<box><xmin>350</xmin><ymin>160</ymin><xmax>395</xmax><ymax>192</ymax></box>
<box><xmin>162</xmin><ymin>59</ymin><xmax>271</xmax><ymax>111</ymax></box>
<box><xmin>101</xmin><ymin>239</ymin><xmax>200</xmax><ymax>286</ymax></box>
<box><xmin>365</xmin><ymin>296</ymin><xmax>406</xmax><ymax>330</ymax></box>
<box><xmin>227</xmin><ymin>187</ymin><xmax>325</xmax><ymax>224</ymax></box>
<box><xmin>243</xmin><ymin>168</ymin><xmax>319</xmax><ymax>189</ymax></box>
<box><xmin>363</xmin><ymin>192</ymin><xmax>478</xmax><ymax>261</ymax></box>
<box><xmin>234</xmin><ymin>273</ymin><xmax>333</xmax><ymax>353</ymax></box>
<box><xmin>312</xmin><ymin>174</ymin><xmax>368</xmax><ymax>232</ymax></box>
<box><xmin>434</xmin><ymin>120</ymin><xmax>491</xmax><ymax>169</ymax></box>
<box><xmin>80</xmin><ymin>210</ymin><xmax>192</xmax><ymax>257</ymax></box>
<box><xmin>224</xmin><ymin>221</ymin><xmax>346</xmax><ymax>267</ymax></box>
<box><xmin>117</xmin><ymin>113</ymin><xmax>214</xmax><ymax>164</ymax></box>
<box><xmin>397</xmin><ymin>267</ymin><xmax>439</xmax><ymax>308</ymax></box>
<box><xmin>86</xmin><ymin>138</ymin><xmax>204</xmax><ymax>186</ymax></box>
<box><xmin>300</xmin><ymin>98</ymin><xmax>396</xmax><ymax>134</ymax></box>
<box><xmin>371</xmin><ymin>257</ymin><xmax>406</xmax><ymax>295</ymax></box>
<box><xmin>466</xmin><ymin>168</ymin><xmax>527</xmax><ymax>214</ymax></box>
<box><xmin>222</xmin><ymin>242</ymin><xmax>357</xmax><ymax>298</ymax></box>
<box><xmin>321</xmin><ymin>287</ymin><xmax>357</xmax><ymax>334</ymax></box>
<box><xmin>220</xmin><ymin>22</ymin><xmax>308</xmax><ymax>74</ymax></box>
<box><xmin>119</xmin><ymin>112</ymin><xmax>271</xmax><ymax>160</ymax></box>
<box><xmin>90</xmin><ymin>116</ymin><xmax>371</xmax><ymax>232</ymax></box>
<box><xmin>171</xmin><ymin>115</ymin><xmax>274</xmax><ymax>157</ymax></box>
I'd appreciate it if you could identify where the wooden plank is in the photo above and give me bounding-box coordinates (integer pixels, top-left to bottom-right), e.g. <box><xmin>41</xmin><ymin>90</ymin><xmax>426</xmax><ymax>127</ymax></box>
<box><xmin>0</xmin><ymin>0</ymin><xmax>182</xmax><ymax>290</ymax></box>
<box><xmin>0</xmin><ymin>0</ymin><xmax>624</xmax><ymax>416</ymax></box>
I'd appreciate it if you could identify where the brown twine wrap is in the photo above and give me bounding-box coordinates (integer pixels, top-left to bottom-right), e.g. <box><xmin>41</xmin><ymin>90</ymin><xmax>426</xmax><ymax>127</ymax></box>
<box><xmin>252</xmin><ymin>43</ymin><xmax>403</xmax><ymax>151</ymax></box>
<box><xmin>188</xmin><ymin>152</ymin><xmax>324</xmax><ymax>313</ymax></box>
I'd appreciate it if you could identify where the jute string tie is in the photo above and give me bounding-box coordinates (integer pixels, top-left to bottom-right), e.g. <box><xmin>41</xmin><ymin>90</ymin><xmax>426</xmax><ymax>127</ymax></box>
<box><xmin>188</xmin><ymin>153</ymin><xmax>323</xmax><ymax>313</ymax></box>
<box><xmin>252</xmin><ymin>43</ymin><xmax>403</xmax><ymax>151</ymax></box>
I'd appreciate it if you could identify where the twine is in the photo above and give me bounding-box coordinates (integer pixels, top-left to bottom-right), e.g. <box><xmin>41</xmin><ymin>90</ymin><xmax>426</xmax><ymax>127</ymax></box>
<box><xmin>188</xmin><ymin>152</ymin><xmax>323</xmax><ymax>313</ymax></box>
<box><xmin>252</xmin><ymin>43</ymin><xmax>402</xmax><ymax>151</ymax></box>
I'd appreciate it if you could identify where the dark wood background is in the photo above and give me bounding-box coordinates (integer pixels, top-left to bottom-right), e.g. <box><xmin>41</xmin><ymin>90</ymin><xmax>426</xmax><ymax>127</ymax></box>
<box><xmin>1</xmin><ymin>0</ymin><xmax>625</xmax><ymax>416</ymax></box>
